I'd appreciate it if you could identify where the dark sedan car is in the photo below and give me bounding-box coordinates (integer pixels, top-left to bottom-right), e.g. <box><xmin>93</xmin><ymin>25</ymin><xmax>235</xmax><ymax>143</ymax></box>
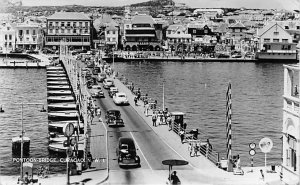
<box><xmin>105</xmin><ymin>110</ymin><xmax>124</xmax><ymax>127</ymax></box>
<box><xmin>116</xmin><ymin>137</ymin><xmax>140</xmax><ymax>167</ymax></box>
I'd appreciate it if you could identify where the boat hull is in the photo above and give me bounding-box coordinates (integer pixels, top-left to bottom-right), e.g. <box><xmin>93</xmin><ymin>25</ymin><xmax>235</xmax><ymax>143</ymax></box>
<box><xmin>47</xmin><ymin>90</ymin><xmax>72</xmax><ymax>96</ymax></box>
<box><xmin>47</xmin><ymin>85</ymin><xmax>71</xmax><ymax>90</ymax></box>
<box><xmin>48</xmin><ymin>103</ymin><xmax>77</xmax><ymax>111</ymax></box>
<box><xmin>47</xmin><ymin>96</ymin><xmax>75</xmax><ymax>103</ymax></box>
<box><xmin>48</xmin><ymin>111</ymin><xmax>79</xmax><ymax>121</ymax></box>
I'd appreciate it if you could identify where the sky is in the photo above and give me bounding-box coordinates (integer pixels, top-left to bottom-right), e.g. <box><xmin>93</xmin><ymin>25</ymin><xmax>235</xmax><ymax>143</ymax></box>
<box><xmin>2</xmin><ymin>0</ymin><xmax>300</xmax><ymax>10</ymax></box>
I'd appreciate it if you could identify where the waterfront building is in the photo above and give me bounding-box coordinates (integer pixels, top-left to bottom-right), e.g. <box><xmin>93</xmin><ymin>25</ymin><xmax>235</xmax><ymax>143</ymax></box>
<box><xmin>282</xmin><ymin>64</ymin><xmax>300</xmax><ymax>184</ymax></box>
<box><xmin>166</xmin><ymin>24</ymin><xmax>191</xmax><ymax>52</ymax></box>
<box><xmin>228</xmin><ymin>22</ymin><xmax>248</xmax><ymax>40</ymax></box>
<box><xmin>105</xmin><ymin>22</ymin><xmax>119</xmax><ymax>49</ymax></box>
<box><xmin>257</xmin><ymin>23</ymin><xmax>297</xmax><ymax>60</ymax></box>
<box><xmin>45</xmin><ymin>12</ymin><xmax>92</xmax><ymax>51</ymax></box>
<box><xmin>193</xmin><ymin>8</ymin><xmax>224</xmax><ymax>19</ymax></box>
<box><xmin>0</xmin><ymin>22</ymin><xmax>16</xmax><ymax>53</ymax></box>
<box><xmin>15</xmin><ymin>21</ymin><xmax>43</xmax><ymax>50</ymax></box>
<box><xmin>123</xmin><ymin>15</ymin><xmax>162</xmax><ymax>51</ymax></box>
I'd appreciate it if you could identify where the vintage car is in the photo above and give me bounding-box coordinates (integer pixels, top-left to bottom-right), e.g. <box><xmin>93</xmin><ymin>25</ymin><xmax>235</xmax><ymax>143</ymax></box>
<box><xmin>103</xmin><ymin>78</ymin><xmax>114</xmax><ymax>89</ymax></box>
<box><xmin>113</xmin><ymin>92</ymin><xmax>129</xmax><ymax>105</ymax></box>
<box><xmin>116</xmin><ymin>137</ymin><xmax>140</xmax><ymax>167</ymax></box>
<box><xmin>91</xmin><ymin>90</ymin><xmax>104</xmax><ymax>98</ymax></box>
<box><xmin>92</xmin><ymin>84</ymin><xmax>102</xmax><ymax>90</ymax></box>
<box><xmin>108</xmin><ymin>87</ymin><xmax>119</xmax><ymax>98</ymax></box>
<box><xmin>105</xmin><ymin>110</ymin><xmax>124</xmax><ymax>127</ymax></box>
<box><xmin>97</xmin><ymin>73</ymin><xmax>107</xmax><ymax>82</ymax></box>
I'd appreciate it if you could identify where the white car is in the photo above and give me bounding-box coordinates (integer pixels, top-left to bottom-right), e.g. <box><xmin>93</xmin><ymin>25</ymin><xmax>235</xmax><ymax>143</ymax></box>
<box><xmin>113</xmin><ymin>92</ymin><xmax>129</xmax><ymax>105</ymax></box>
<box><xmin>103</xmin><ymin>78</ymin><xmax>114</xmax><ymax>89</ymax></box>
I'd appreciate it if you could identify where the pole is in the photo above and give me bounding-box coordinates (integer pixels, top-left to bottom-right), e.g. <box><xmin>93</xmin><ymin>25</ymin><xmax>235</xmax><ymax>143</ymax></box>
<box><xmin>20</xmin><ymin>102</ymin><xmax>23</xmax><ymax>180</ymax></box>
<box><xmin>112</xmin><ymin>48</ymin><xmax>115</xmax><ymax>70</ymax></box>
<box><xmin>265</xmin><ymin>153</ymin><xmax>267</xmax><ymax>172</ymax></box>
<box><xmin>162</xmin><ymin>82</ymin><xmax>165</xmax><ymax>110</ymax></box>
<box><xmin>67</xmin><ymin>136</ymin><xmax>70</xmax><ymax>185</ymax></box>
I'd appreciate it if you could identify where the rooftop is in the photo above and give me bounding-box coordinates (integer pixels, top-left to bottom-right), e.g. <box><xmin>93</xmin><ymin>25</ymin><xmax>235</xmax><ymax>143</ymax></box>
<box><xmin>131</xmin><ymin>15</ymin><xmax>155</xmax><ymax>25</ymax></box>
<box><xmin>47</xmin><ymin>12</ymin><xmax>91</xmax><ymax>21</ymax></box>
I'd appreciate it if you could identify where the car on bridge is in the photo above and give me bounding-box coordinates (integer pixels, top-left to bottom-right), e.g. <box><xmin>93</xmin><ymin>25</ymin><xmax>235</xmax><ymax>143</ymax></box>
<box><xmin>103</xmin><ymin>78</ymin><xmax>114</xmax><ymax>89</ymax></box>
<box><xmin>105</xmin><ymin>110</ymin><xmax>124</xmax><ymax>127</ymax></box>
<box><xmin>97</xmin><ymin>73</ymin><xmax>106</xmax><ymax>82</ymax></box>
<box><xmin>91</xmin><ymin>90</ymin><xmax>105</xmax><ymax>98</ymax></box>
<box><xmin>116</xmin><ymin>137</ymin><xmax>140</xmax><ymax>167</ymax></box>
<box><xmin>108</xmin><ymin>87</ymin><xmax>118</xmax><ymax>98</ymax></box>
<box><xmin>113</xmin><ymin>92</ymin><xmax>129</xmax><ymax>105</ymax></box>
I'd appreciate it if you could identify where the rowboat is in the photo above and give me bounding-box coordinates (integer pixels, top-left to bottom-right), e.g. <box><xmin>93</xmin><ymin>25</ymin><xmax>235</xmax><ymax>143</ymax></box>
<box><xmin>47</xmin><ymin>90</ymin><xmax>72</xmax><ymax>96</ymax></box>
<box><xmin>47</xmin><ymin>73</ymin><xmax>67</xmax><ymax>77</ymax></box>
<box><xmin>47</xmin><ymin>77</ymin><xmax>68</xmax><ymax>81</ymax></box>
<box><xmin>48</xmin><ymin>110</ymin><xmax>79</xmax><ymax>121</ymax></box>
<box><xmin>48</xmin><ymin>103</ymin><xmax>77</xmax><ymax>111</ymax></box>
<box><xmin>47</xmin><ymin>85</ymin><xmax>71</xmax><ymax>90</ymax></box>
<box><xmin>47</xmin><ymin>81</ymin><xmax>69</xmax><ymax>85</ymax></box>
<box><xmin>48</xmin><ymin>121</ymin><xmax>83</xmax><ymax>133</ymax></box>
<box><xmin>47</xmin><ymin>96</ymin><xmax>74</xmax><ymax>103</ymax></box>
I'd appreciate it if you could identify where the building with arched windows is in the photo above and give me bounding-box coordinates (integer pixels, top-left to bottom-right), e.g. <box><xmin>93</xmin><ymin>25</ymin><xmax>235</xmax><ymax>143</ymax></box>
<box><xmin>282</xmin><ymin>64</ymin><xmax>300</xmax><ymax>184</ymax></box>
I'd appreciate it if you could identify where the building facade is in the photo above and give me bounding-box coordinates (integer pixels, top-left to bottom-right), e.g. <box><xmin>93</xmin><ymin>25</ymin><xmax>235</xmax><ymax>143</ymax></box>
<box><xmin>282</xmin><ymin>64</ymin><xmax>300</xmax><ymax>184</ymax></box>
<box><xmin>0</xmin><ymin>22</ymin><xmax>16</xmax><ymax>52</ymax></box>
<box><xmin>123</xmin><ymin>15</ymin><xmax>161</xmax><ymax>51</ymax></box>
<box><xmin>15</xmin><ymin>21</ymin><xmax>43</xmax><ymax>50</ymax></box>
<box><xmin>166</xmin><ymin>24</ymin><xmax>191</xmax><ymax>52</ymax></box>
<box><xmin>105</xmin><ymin>22</ymin><xmax>119</xmax><ymax>49</ymax></box>
<box><xmin>45</xmin><ymin>12</ymin><xmax>92</xmax><ymax>50</ymax></box>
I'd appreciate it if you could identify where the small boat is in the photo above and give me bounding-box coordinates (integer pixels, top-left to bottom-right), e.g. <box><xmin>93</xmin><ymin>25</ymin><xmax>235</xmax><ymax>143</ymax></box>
<box><xmin>48</xmin><ymin>110</ymin><xmax>79</xmax><ymax>121</ymax></box>
<box><xmin>12</xmin><ymin>136</ymin><xmax>30</xmax><ymax>156</ymax></box>
<box><xmin>47</xmin><ymin>81</ymin><xmax>69</xmax><ymax>85</ymax></box>
<box><xmin>48</xmin><ymin>134</ymin><xmax>84</xmax><ymax>143</ymax></box>
<box><xmin>47</xmin><ymin>85</ymin><xmax>71</xmax><ymax>90</ymax></box>
<box><xmin>48</xmin><ymin>121</ymin><xmax>83</xmax><ymax>133</ymax></box>
<box><xmin>47</xmin><ymin>77</ymin><xmax>68</xmax><ymax>81</ymax></box>
<box><xmin>47</xmin><ymin>73</ymin><xmax>67</xmax><ymax>77</ymax></box>
<box><xmin>47</xmin><ymin>90</ymin><xmax>72</xmax><ymax>96</ymax></box>
<box><xmin>47</xmin><ymin>96</ymin><xmax>75</xmax><ymax>103</ymax></box>
<box><xmin>48</xmin><ymin>142</ymin><xmax>84</xmax><ymax>157</ymax></box>
<box><xmin>48</xmin><ymin>103</ymin><xmax>77</xmax><ymax>111</ymax></box>
<box><xmin>47</xmin><ymin>66</ymin><xmax>64</xmax><ymax>71</ymax></box>
<box><xmin>47</xmin><ymin>70</ymin><xmax>65</xmax><ymax>74</ymax></box>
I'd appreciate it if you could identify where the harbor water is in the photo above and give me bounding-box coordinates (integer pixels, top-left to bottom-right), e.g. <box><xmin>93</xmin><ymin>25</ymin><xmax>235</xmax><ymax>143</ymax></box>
<box><xmin>0</xmin><ymin>59</ymin><xmax>286</xmax><ymax>175</ymax></box>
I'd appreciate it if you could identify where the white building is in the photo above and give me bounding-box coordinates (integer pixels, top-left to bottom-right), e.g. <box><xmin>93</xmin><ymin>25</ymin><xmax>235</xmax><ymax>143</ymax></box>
<box><xmin>166</xmin><ymin>24</ymin><xmax>191</xmax><ymax>51</ymax></box>
<box><xmin>0</xmin><ymin>22</ymin><xmax>16</xmax><ymax>53</ymax></box>
<box><xmin>105</xmin><ymin>22</ymin><xmax>119</xmax><ymax>49</ymax></box>
<box><xmin>282</xmin><ymin>64</ymin><xmax>300</xmax><ymax>184</ymax></box>
<box><xmin>45</xmin><ymin>12</ymin><xmax>92</xmax><ymax>50</ymax></box>
<box><xmin>15</xmin><ymin>21</ymin><xmax>43</xmax><ymax>50</ymax></box>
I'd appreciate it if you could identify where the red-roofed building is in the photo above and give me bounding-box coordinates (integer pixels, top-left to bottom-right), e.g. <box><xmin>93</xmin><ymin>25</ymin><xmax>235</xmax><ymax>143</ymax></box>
<box><xmin>45</xmin><ymin>12</ymin><xmax>92</xmax><ymax>50</ymax></box>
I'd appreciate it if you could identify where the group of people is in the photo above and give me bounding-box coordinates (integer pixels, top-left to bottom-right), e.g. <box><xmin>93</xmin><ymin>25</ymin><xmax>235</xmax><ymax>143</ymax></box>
<box><xmin>151</xmin><ymin>108</ymin><xmax>172</xmax><ymax>127</ymax></box>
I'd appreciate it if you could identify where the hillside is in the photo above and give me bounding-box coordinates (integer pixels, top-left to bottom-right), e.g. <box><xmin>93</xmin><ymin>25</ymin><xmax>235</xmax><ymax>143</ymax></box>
<box><xmin>130</xmin><ymin>0</ymin><xmax>174</xmax><ymax>7</ymax></box>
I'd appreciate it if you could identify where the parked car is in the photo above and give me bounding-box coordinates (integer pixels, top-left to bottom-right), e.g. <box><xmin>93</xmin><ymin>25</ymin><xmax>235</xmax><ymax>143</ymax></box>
<box><xmin>103</xmin><ymin>78</ymin><xmax>114</xmax><ymax>89</ymax></box>
<box><xmin>42</xmin><ymin>48</ymin><xmax>55</xmax><ymax>54</ymax></box>
<box><xmin>10</xmin><ymin>48</ymin><xmax>24</xmax><ymax>53</ymax></box>
<box><xmin>116</xmin><ymin>137</ymin><xmax>140</xmax><ymax>167</ymax></box>
<box><xmin>113</xmin><ymin>92</ymin><xmax>129</xmax><ymax>105</ymax></box>
<box><xmin>97</xmin><ymin>73</ymin><xmax>106</xmax><ymax>82</ymax></box>
<box><xmin>217</xmin><ymin>53</ymin><xmax>230</xmax><ymax>58</ymax></box>
<box><xmin>26</xmin><ymin>50</ymin><xmax>39</xmax><ymax>54</ymax></box>
<box><xmin>91</xmin><ymin>90</ymin><xmax>105</xmax><ymax>98</ymax></box>
<box><xmin>231</xmin><ymin>54</ymin><xmax>242</xmax><ymax>58</ymax></box>
<box><xmin>108</xmin><ymin>87</ymin><xmax>119</xmax><ymax>98</ymax></box>
<box><xmin>105</xmin><ymin>110</ymin><xmax>124</xmax><ymax>127</ymax></box>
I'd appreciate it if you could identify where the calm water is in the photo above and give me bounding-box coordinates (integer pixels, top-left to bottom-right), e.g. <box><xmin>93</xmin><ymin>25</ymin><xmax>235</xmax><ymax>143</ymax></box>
<box><xmin>114</xmin><ymin>61</ymin><xmax>285</xmax><ymax>167</ymax></box>
<box><xmin>0</xmin><ymin>67</ymin><xmax>66</xmax><ymax>175</ymax></box>
<box><xmin>0</xmin><ymin>60</ymin><xmax>286</xmax><ymax>175</ymax></box>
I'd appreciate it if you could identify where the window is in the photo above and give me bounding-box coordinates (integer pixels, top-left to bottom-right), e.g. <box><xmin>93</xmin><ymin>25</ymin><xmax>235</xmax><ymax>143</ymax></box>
<box><xmin>107</xmin><ymin>38</ymin><xmax>110</xmax><ymax>41</ymax></box>
<box><xmin>285</xmin><ymin>26</ymin><xmax>289</xmax><ymax>29</ymax></box>
<box><xmin>55</xmin><ymin>29</ymin><xmax>58</xmax><ymax>34</ymax></box>
<box><xmin>286</xmin><ymin>135</ymin><xmax>297</xmax><ymax>171</ymax></box>
<box><xmin>297</xmin><ymin>26</ymin><xmax>300</xmax><ymax>30</ymax></box>
<box><xmin>5</xmin><ymin>35</ymin><xmax>7</xmax><ymax>40</ymax></box>
<box><xmin>67</xmin><ymin>22</ymin><xmax>71</xmax><ymax>27</ymax></box>
<box><xmin>49</xmin><ymin>29</ymin><xmax>53</xmax><ymax>33</ymax></box>
<box><xmin>61</xmin><ymin>29</ymin><xmax>64</xmax><ymax>33</ymax></box>
<box><xmin>274</xmin><ymin>32</ymin><xmax>279</xmax><ymax>36</ymax></box>
<box><xmin>9</xmin><ymin>42</ymin><xmax>12</xmax><ymax>47</ymax></box>
<box><xmin>79</xmin><ymin>29</ymin><xmax>82</xmax><ymax>34</ymax></box>
<box><xmin>204</xmin><ymin>30</ymin><xmax>208</xmax><ymax>34</ymax></box>
<box><xmin>282</xmin><ymin>39</ymin><xmax>288</xmax><ymax>43</ymax></box>
<box><xmin>33</xmin><ymin>38</ymin><xmax>36</xmax><ymax>42</ymax></box>
<box><xmin>49</xmin><ymin>22</ymin><xmax>53</xmax><ymax>26</ymax></box>
<box><xmin>85</xmin><ymin>22</ymin><xmax>88</xmax><ymax>28</ymax></box>
<box><xmin>73</xmin><ymin>22</ymin><xmax>77</xmax><ymax>27</ymax></box>
<box><xmin>126</xmin><ymin>25</ymin><xmax>129</xmax><ymax>29</ymax></box>
<box><xmin>168</xmin><ymin>30</ymin><xmax>171</xmax><ymax>34</ymax></box>
<box><xmin>61</xmin><ymin>22</ymin><xmax>65</xmax><ymax>27</ymax></box>
<box><xmin>264</xmin><ymin>38</ymin><xmax>270</xmax><ymax>42</ymax></box>
<box><xmin>112</xmin><ymin>38</ymin><xmax>116</xmax><ymax>41</ymax></box>
<box><xmin>55</xmin><ymin>22</ymin><xmax>58</xmax><ymax>26</ymax></box>
<box><xmin>112</xmin><ymin>31</ymin><xmax>115</xmax><ymax>34</ymax></box>
<box><xmin>193</xmin><ymin>29</ymin><xmax>196</xmax><ymax>34</ymax></box>
<box><xmin>9</xmin><ymin>35</ymin><xmax>12</xmax><ymax>40</ymax></box>
<box><xmin>26</xmin><ymin>30</ymin><xmax>29</xmax><ymax>34</ymax></box>
<box><xmin>79</xmin><ymin>22</ymin><xmax>82</xmax><ymax>27</ymax></box>
<box><xmin>19</xmin><ymin>30</ymin><xmax>23</xmax><ymax>36</ymax></box>
<box><xmin>107</xmin><ymin>31</ymin><xmax>110</xmax><ymax>35</ymax></box>
<box><xmin>67</xmin><ymin>29</ymin><xmax>70</xmax><ymax>33</ymax></box>
<box><xmin>84</xmin><ymin>29</ymin><xmax>88</xmax><ymax>34</ymax></box>
<box><xmin>73</xmin><ymin>29</ymin><xmax>77</xmax><ymax>34</ymax></box>
<box><xmin>20</xmin><ymin>38</ymin><xmax>22</xmax><ymax>41</ymax></box>
<box><xmin>273</xmin><ymin>39</ymin><xmax>279</xmax><ymax>42</ymax></box>
<box><xmin>7</xmin><ymin>27</ymin><xmax>10</xmax><ymax>31</ymax></box>
<box><xmin>33</xmin><ymin>30</ymin><xmax>36</xmax><ymax>35</ymax></box>
<box><xmin>26</xmin><ymin>38</ymin><xmax>29</xmax><ymax>41</ymax></box>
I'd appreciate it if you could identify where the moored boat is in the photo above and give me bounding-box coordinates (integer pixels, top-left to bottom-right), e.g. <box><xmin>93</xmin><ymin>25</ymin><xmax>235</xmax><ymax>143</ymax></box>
<box><xmin>47</xmin><ymin>66</ymin><xmax>64</xmax><ymax>71</ymax></box>
<box><xmin>48</xmin><ymin>103</ymin><xmax>77</xmax><ymax>111</ymax></box>
<box><xmin>48</xmin><ymin>142</ymin><xmax>84</xmax><ymax>157</ymax></box>
<box><xmin>47</xmin><ymin>70</ymin><xmax>65</xmax><ymax>74</ymax></box>
<box><xmin>48</xmin><ymin>134</ymin><xmax>84</xmax><ymax>143</ymax></box>
<box><xmin>47</xmin><ymin>73</ymin><xmax>67</xmax><ymax>77</ymax></box>
<box><xmin>47</xmin><ymin>96</ymin><xmax>75</xmax><ymax>103</ymax></box>
<box><xmin>47</xmin><ymin>81</ymin><xmax>69</xmax><ymax>85</ymax></box>
<box><xmin>48</xmin><ymin>110</ymin><xmax>79</xmax><ymax>121</ymax></box>
<box><xmin>48</xmin><ymin>121</ymin><xmax>83</xmax><ymax>133</ymax></box>
<box><xmin>47</xmin><ymin>77</ymin><xmax>68</xmax><ymax>81</ymax></box>
<box><xmin>47</xmin><ymin>85</ymin><xmax>71</xmax><ymax>90</ymax></box>
<box><xmin>47</xmin><ymin>90</ymin><xmax>72</xmax><ymax>96</ymax></box>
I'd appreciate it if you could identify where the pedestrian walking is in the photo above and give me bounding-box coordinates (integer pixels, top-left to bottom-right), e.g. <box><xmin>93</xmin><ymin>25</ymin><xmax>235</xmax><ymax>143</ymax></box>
<box><xmin>144</xmin><ymin>103</ymin><xmax>149</xmax><ymax>116</ymax></box>
<box><xmin>87</xmin><ymin>152</ymin><xmax>93</xmax><ymax>169</ymax></box>
<box><xmin>96</xmin><ymin>108</ymin><xmax>101</xmax><ymax>117</ymax></box>
<box><xmin>152</xmin><ymin>114</ymin><xmax>157</xmax><ymax>127</ymax></box>
<box><xmin>188</xmin><ymin>143</ymin><xmax>193</xmax><ymax>156</ymax></box>
<box><xmin>180</xmin><ymin>130</ymin><xmax>185</xmax><ymax>144</ymax></box>
<box><xmin>134</xmin><ymin>96</ymin><xmax>138</xmax><ymax>106</ymax></box>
